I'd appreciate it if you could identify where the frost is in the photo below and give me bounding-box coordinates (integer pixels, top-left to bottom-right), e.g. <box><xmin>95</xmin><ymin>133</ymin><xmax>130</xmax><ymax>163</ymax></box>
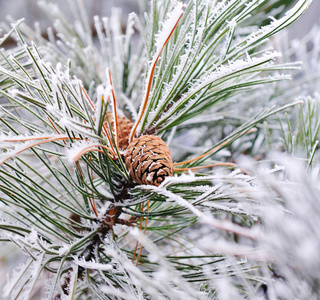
<box><xmin>73</xmin><ymin>256</ymin><xmax>113</xmax><ymax>271</ymax></box>
<box><xmin>58</xmin><ymin>244</ymin><xmax>70</xmax><ymax>256</ymax></box>
<box><xmin>147</xmin><ymin>253</ymin><xmax>159</xmax><ymax>263</ymax></box>
<box><xmin>95</xmin><ymin>84</ymin><xmax>111</xmax><ymax>131</ymax></box>
<box><xmin>64</xmin><ymin>139</ymin><xmax>99</xmax><ymax>163</ymax></box>
<box><xmin>8</xmin><ymin>88</ymin><xmax>19</xmax><ymax>97</ymax></box>
<box><xmin>0</xmin><ymin>133</ymin><xmax>59</xmax><ymax>143</ymax></box>
<box><xmin>60</xmin><ymin>266</ymin><xmax>78</xmax><ymax>300</ymax></box>
<box><xmin>157</xmin><ymin>52</ymin><xmax>281</xmax><ymax>126</ymax></box>
<box><xmin>4</xmin><ymin>252</ymin><xmax>45</xmax><ymax>299</ymax></box>
<box><xmin>3</xmin><ymin>259</ymin><xmax>34</xmax><ymax>297</ymax></box>
<box><xmin>146</xmin><ymin>172</ymin><xmax>153</xmax><ymax>182</ymax></box>
<box><xmin>26</xmin><ymin>228</ymin><xmax>38</xmax><ymax>244</ymax></box>
<box><xmin>0</xmin><ymin>141</ymin><xmax>41</xmax><ymax>165</ymax></box>
<box><xmin>45</xmin><ymin>104</ymin><xmax>56</xmax><ymax>112</ymax></box>
<box><xmin>215</xmin><ymin>278</ymin><xmax>243</xmax><ymax>300</ymax></box>
<box><xmin>55</xmin><ymin>114</ymin><xmax>101</xmax><ymax>140</ymax></box>
<box><xmin>202</xmin><ymin>238</ymin><xmax>268</xmax><ymax>260</ymax></box>
<box><xmin>154</xmin><ymin>3</ymin><xmax>184</xmax><ymax>54</ymax></box>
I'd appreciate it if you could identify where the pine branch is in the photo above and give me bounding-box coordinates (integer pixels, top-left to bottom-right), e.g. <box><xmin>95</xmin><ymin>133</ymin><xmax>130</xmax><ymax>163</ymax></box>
<box><xmin>0</xmin><ymin>0</ymin><xmax>319</xmax><ymax>299</ymax></box>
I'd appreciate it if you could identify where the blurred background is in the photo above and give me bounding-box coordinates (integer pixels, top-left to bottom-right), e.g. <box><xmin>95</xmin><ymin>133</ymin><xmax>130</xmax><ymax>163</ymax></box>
<box><xmin>0</xmin><ymin>0</ymin><xmax>319</xmax><ymax>40</ymax></box>
<box><xmin>289</xmin><ymin>0</ymin><xmax>320</xmax><ymax>38</ymax></box>
<box><xmin>0</xmin><ymin>0</ymin><xmax>139</xmax><ymax>26</ymax></box>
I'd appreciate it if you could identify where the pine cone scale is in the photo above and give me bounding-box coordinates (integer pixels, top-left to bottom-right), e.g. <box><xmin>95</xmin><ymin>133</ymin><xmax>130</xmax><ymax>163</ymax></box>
<box><xmin>131</xmin><ymin>144</ymin><xmax>142</xmax><ymax>158</ymax></box>
<box><xmin>125</xmin><ymin>135</ymin><xmax>173</xmax><ymax>186</ymax></box>
<box><xmin>131</xmin><ymin>157</ymin><xmax>140</xmax><ymax>171</ymax></box>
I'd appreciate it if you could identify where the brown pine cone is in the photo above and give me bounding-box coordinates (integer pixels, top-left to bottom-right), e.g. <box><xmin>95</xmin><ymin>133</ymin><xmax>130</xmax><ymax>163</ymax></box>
<box><xmin>125</xmin><ymin>135</ymin><xmax>173</xmax><ymax>186</ymax></box>
<box><xmin>104</xmin><ymin>112</ymin><xmax>134</xmax><ymax>150</ymax></box>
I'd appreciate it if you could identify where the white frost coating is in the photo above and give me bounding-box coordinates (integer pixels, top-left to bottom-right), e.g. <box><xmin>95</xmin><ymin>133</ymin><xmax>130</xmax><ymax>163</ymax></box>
<box><xmin>65</xmin><ymin>140</ymin><xmax>99</xmax><ymax>163</ymax></box>
<box><xmin>155</xmin><ymin>51</ymin><xmax>281</xmax><ymax>127</ymax></box>
<box><xmin>159</xmin><ymin>171</ymin><xmax>195</xmax><ymax>187</ymax></box>
<box><xmin>202</xmin><ymin>201</ymin><xmax>252</xmax><ymax>217</ymax></box>
<box><xmin>215</xmin><ymin>277</ymin><xmax>243</xmax><ymax>300</ymax></box>
<box><xmin>130</xmin><ymin>228</ymin><xmax>204</xmax><ymax>299</ymax></box>
<box><xmin>147</xmin><ymin>252</ymin><xmax>159</xmax><ymax>263</ymax></box>
<box><xmin>3</xmin><ymin>260</ymin><xmax>33</xmax><ymax>297</ymax></box>
<box><xmin>193</xmin><ymin>184</ymin><xmax>222</xmax><ymax>202</ymax></box>
<box><xmin>45</xmin><ymin>104</ymin><xmax>56</xmax><ymax>113</ymax></box>
<box><xmin>147</xmin><ymin>172</ymin><xmax>153</xmax><ymax>182</ymax></box>
<box><xmin>102</xmin><ymin>236</ymin><xmax>158</xmax><ymax>297</ymax></box>
<box><xmin>96</xmin><ymin>84</ymin><xmax>106</xmax><ymax>100</ymax></box>
<box><xmin>38</xmin><ymin>1</ymin><xmax>59</xmax><ymax>14</ymax></box>
<box><xmin>147</xmin><ymin>32</ymin><xmax>199</xmax><ymax>125</ymax></box>
<box><xmin>0</xmin><ymin>140</ymin><xmax>49</xmax><ymax>165</ymax></box>
<box><xmin>51</xmin><ymin>72</ymin><xmax>64</xmax><ymax>110</ymax></box>
<box><xmin>73</xmin><ymin>20</ymin><xmax>87</xmax><ymax>44</ymax></box>
<box><xmin>0</xmin><ymin>0</ymin><xmax>318</xmax><ymax>298</ymax></box>
<box><xmin>149</xmin><ymin>0</ymin><xmax>312</xmax><ymax>130</ymax></box>
<box><xmin>58</xmin><ymin>117</ymin><xmax>71</xmax><ymax>128</ymax></box>
<box><xmin>219</xmin><ymin>18</ymin><xmax>237</xmax><ymax>62</ymax></box>
<box><xmin>144</xmin><ymin>185</ymin><xmax>199</xmax><ymax>218</ymax></box>
<box><xmin>144</xmin><ymin>0</ymin><xmax>210</xmax><ymax>125</ymax></box>
<box><xmin>125</xmin><ymin>14</ymin><xmax>135</xmax><ymax>57</ymax></box>
<box><xmin>73</xmin><ymin>256</ymin><xmax>113</xmax><ymax>271</ymax></box>
<box><xmin>58</xmin><ymin>244</ymin><xmax>71</xmax><ymax>256</ymax></box>
<box><xmin>191</xmin><ymin>52</ymin><xmax>279</xmax><ymax>95</ymax></box>
<box><xmin>61</xmin><ymin>265</ymin><xmax>78</xmax><ymax>300</ymax></box>
<box><xmin>0</xmin><ymin>133</ymin><xmax>63</xmax><ymax>142</ymax></box>
<box><xmin>95</xmin><ymin>84</ymin><xmax>111</xmax><ymax>133</ymax></box>
<box><xmin>148</xmin><ymin>2</ymin><xmax>207</xmax><ymax>121</ymax></box>
<box><xmin>140</xmin><ymin>184</ymin><xmax>259</xmax><ymax>239</ymax></box>
<box><xmin>8</xmin><ymin>88</ymin><xmax>19</xmax><ymax>97</ymax></box>
<box><xmin>159</xmin><ymin>170</ymin><xmax>248</xmax><ymax>188</ymax></box>
<box><xmin>4</xmin><ymin>252</ymin><xmax>45</xmax><ymax>299</ymax></box>
<box><xmin>56</xmin><ymin>113</ymin><xmax>101</xmax><ymax>140</ymax></box>
<box><xmin>202</xmin><ymin>238</ymin><xmax>268</xmax><ymax>261</ymax></box>
<box><xmin>26</xmin><ymin>228</ymin><xmax>38</xmax><ymax>244</ymax></box>
<box><xmin>133</xmin><ymin>2</ymin><xmax>184</xmax><ymax>137</ymax></box>
<box><xmin>154</xmin><ymin>2</ymin><xmax>184</xmax><ymax>55</ymax></box>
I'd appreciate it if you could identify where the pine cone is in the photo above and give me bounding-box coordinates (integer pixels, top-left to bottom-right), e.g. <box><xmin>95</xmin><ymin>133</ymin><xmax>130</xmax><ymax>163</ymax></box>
<box><xmin>125</xmin><ymin>135</ymin><xmax>173</xmax><ymax>186</ymax></box>
<box><xmin>104</xmin><ymin>112</ymin><xmax>134</xmax><ymax>150</ymax></box>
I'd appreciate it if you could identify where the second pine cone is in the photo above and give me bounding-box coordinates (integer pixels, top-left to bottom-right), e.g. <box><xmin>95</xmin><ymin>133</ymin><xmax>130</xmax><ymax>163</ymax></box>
<box><xmin>104</xmin><ymin>112</ymin><xmax>134</xmax><ymax>150</ymax></box>
<box><xmin>125</xmin><ymin>135</ymin><xmax>173</xmax><ymax>186</ymax></box>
